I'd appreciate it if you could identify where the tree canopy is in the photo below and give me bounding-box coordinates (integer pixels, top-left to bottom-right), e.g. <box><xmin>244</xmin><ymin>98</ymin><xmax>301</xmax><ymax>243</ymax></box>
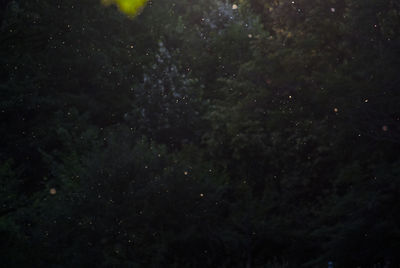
<box><xmin>1</xmin><ymin>0</ymin><xmax>399</xmax><ymax>267</ymax></box>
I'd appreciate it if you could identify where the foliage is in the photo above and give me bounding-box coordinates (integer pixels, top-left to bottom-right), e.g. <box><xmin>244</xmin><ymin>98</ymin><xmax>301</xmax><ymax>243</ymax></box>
<box><xmin>1</xmin><ymin>0</ymin><xmax>399</xmax><ymax>266</ymax></box>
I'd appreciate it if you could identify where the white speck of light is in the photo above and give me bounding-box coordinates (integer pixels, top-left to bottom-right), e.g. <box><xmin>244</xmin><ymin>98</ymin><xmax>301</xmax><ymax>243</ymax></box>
<box><xmin>232</xmin><ymin>4</ymin><xmax>238</xmax><ymax>10</ymax></box>
<box><xmin>330</xmin><ymin>7</ymin><xmax>336</xmax><ymax>12</ymax></box>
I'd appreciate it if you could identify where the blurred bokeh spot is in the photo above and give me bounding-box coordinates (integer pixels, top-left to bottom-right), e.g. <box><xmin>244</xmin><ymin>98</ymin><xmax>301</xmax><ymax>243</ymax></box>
<box><xmin>101</xmin><ymin>0</ymin><xmax>149</xmax><ymax>17</ymax></box>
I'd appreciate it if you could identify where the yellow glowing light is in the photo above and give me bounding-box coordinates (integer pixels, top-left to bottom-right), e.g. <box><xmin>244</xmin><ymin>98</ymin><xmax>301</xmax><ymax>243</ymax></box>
<box><xmin>232</xmin><ymin>4</ymin><xmax>238</xmax><ymax>9</ymax></box>
<box><xmin>101</xmin><ymin>0</ymin><xmax>149</xmax><ymax>17</ymax></box>
<box><xmin>49</xmin><ymin>188</ymin><xmax>57</xmax><ymax>195</ymax></box>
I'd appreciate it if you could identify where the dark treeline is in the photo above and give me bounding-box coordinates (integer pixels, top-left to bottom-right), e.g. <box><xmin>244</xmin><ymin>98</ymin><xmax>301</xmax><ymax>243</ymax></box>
<box><xmin>1</xmin><ymin>0</ymin><xmax>400</xmax><ymax>267</ymax></box>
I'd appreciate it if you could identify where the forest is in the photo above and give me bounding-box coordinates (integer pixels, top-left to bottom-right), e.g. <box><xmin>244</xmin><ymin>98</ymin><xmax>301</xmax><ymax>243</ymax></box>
<box><xmin>1</xmin><ymin>0</ymin><xmax>400</xmax><ymax>267</ymax></box>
